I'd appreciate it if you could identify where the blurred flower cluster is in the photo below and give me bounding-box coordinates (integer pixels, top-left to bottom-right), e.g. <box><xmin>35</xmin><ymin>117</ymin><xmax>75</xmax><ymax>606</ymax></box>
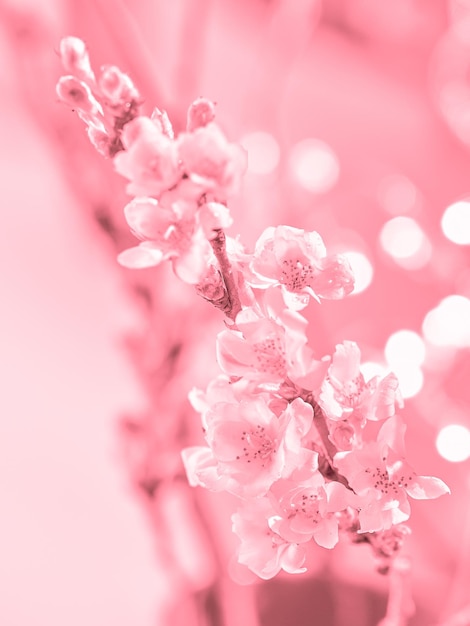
<box><xmin>56</xmin><ymin>35</ymin><xmax>450</xmax><ymax>585</ymax></box>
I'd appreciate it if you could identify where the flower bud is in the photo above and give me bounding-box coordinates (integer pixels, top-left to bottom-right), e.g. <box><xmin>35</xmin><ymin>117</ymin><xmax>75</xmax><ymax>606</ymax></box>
<box><xmin>151</xmin><ymin>108</ymin><xmax>174</xmax><ymax>139</ymax></box>
<box><xmin>59</xmin><ymin>37</ymin><xmax>95</xmax><ymax>82</ymax></box>
<box><xmin>195</xmin><ymin>264</ymin><xmax>227</xmax><ymax>302</ymax></box>
<box><xmin>187</xmin><ymin>97</ymin><xmax>216</xmax><ymax>132</ymax></box>
<box><xmin>99</xmin><ymin>65</ymin><xmax>139</xmax><ymax>105</ymax></box>
<box><xmin>56</xmin><ymin>75</ymin><xmax>102</xmax><ymax>116</ymax></box>
<box><xmin>87</xmin><ymin>125</ymin><xmax>110</xmax><ymax>157</ymax></box>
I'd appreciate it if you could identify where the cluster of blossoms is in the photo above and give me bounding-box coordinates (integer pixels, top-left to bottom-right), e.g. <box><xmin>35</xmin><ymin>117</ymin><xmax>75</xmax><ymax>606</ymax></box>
<box><xmin>57</xmin><ymin>37</ymin><xmax>450</xmax><ymax>582</ymax></box>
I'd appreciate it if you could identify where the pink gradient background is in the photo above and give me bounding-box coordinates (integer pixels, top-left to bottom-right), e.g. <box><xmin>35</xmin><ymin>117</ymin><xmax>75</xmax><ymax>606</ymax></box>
<box><xmin>1</xmin><ymin>1</ymin><xmax>470</xmax><ymax>625</ymax></box>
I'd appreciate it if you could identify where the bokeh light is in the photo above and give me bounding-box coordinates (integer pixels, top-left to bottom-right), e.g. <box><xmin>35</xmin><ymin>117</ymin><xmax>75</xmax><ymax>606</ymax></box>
<box><xmin>360</xmin><ymin>360</ymin><xmax>387</xmax><ymax>380</ymax></box>
<box><xmin>289</xmin><ymin>138</ymin><xmax>340</xmax><ymax>193</ymax></box>
<box><xmin>394</xmin><ymin>366</ymin><xmax>424</xmax><ymax>399</ymax></box>
<box><xmin>385</xmin><ymin>329</ymin><xmax>426</xmax><ymax>367</ymax></box>
<box><xmin>383</xmin><ymin>330</ymin><xmax>425</xmax><ymax>399</ymax></box>
<box><xmin>422</xmin><ymin>294</ymin><xmax>470</xmax><ymax>347</ymax></box>
<box><xmin>241</xmin><ymin>131</ymin><xmax>280</xmax><ymax>175</ymax></box>
<box><xmin>441</xmin><ymin>199</ymin><xmax>470</xmax><ymax>245</ymax></box>
<box><xmin>342</xmin><ymin>251</ymin><xmax>374</xmax><ymax>294</ymax></box>
<box><xmin>436</xmin><ymin>424</ymin><xmax>470</xmax><ymax>462</ymax></box>
<box><xmin>379</xmin><ymin>216</ymin><xmax>432</xmax><ymax>269</ymax></box>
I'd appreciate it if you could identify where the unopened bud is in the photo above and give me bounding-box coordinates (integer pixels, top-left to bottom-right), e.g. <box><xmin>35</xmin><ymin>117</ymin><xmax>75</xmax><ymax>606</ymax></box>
<box><xmin>56</xmin><ymin>75</ymin><xmax>103</xmax><ymax>116</ymax></box>
<box><xmin>59</xmin><ymin>37</ymin><xmax>95</xmax><ymax>82</ymax></box>
<box><xmin>99</xmin><ymin>65</ymin><xmax>139</xmax><ymax>105</ymax></box>
<box><xmin>195</xmin><ymin>264</ymin><xmax>226</xmax><ymax>302</ymax></box>
<box><xmin>151</xmin><ymin>108</ymin><xmax>174</xmax><ymax>139</ymax></box>
<box><xmin>187</xmin><ymin>97</ymin><xmax>216</xmax><ymax>132</ymax></box>
<box><xmin>87</xmin><ymin>125</ymin><xmax>110</xmax><ymax>157</ymax></box>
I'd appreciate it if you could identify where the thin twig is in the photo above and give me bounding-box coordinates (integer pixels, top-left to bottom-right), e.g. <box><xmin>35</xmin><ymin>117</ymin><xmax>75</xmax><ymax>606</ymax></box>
<box><xmin>210</xmin><ymin>229</ymin><xmax>242</xmax><ymax>321</ymax></box>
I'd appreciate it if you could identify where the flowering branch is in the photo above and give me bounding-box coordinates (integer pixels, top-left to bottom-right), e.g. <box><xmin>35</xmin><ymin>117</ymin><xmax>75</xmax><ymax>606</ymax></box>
<box><xmin>56</xmin><ymin>36</ymin><xmax>451</xmax><ymax>624</ymax></box>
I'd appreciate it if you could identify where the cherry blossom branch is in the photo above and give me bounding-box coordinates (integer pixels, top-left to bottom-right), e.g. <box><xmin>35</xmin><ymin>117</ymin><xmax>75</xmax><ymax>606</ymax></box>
<box><xmin>55</xmin><ymin>36</ymin><xmax>450</xmax><ymax>595</ymax></box>
<box><xmin>301</xmin><ymin>393</ymin><xmax>352</xmax><ymax>490</ymax></box>
<box><xmin>209</xmin><ymin>228</ymin><xmax>242</xmax><ymax>321</ymax></box>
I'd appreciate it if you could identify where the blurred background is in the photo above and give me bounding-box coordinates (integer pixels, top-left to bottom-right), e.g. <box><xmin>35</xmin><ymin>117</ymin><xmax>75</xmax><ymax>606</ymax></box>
<box><xmin>1</xmin><ymin>0</ymin><xmax>470</xmax><ymax>624</ymax></box>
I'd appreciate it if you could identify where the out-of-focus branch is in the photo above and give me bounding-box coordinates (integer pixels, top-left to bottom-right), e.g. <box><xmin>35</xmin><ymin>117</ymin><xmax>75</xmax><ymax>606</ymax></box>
<box><xmin>377</xmin><ymin>557</ymin><xmax>415</xmax><ymax>626</ymax></box>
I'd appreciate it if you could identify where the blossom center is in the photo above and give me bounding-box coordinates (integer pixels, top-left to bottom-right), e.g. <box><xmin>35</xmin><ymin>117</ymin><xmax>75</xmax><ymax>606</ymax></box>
<box><xmin>280</xmin><ymin>258</ymin><xmax>315</xmax><ymax>291</ymax></box>
<box><xmin>287</xmin><ymin>491</ymin><xmax>320</xmax><ymax>524</ymax></box>
<box><xmin>331</xmin><ymin>375</ymin><xmax>365</xmax><ymax>407</ymax></box>
<box><xmin>253</xmin><ymin>337</ymin><xmax>287</xmax><ymax>377</ymax></box>
<box><xmin>237</xmin><ymin>425</ymin><xmax>276</xmax><ymax>467</ymax></box>
<box><xmin>365</xmin><ymin>467</ymin><xmax>414</xmax><ymax>496</ymax></box>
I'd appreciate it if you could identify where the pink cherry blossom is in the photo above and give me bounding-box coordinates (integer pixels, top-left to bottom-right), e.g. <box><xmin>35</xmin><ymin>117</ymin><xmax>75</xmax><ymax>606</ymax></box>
<box><xmin>216</xmin><ymin>305</ymin><xmax>328</xmax><ymax>389</ymax></box>
<box><xmin>177</xmin><ymin>122</ymin><xmax>247</xmax><ymax>199</ymax></box>
<box><xmin>320</xmin><ymin>341</ymin><xmax>403</xmax><ymax>426</ymax></box>
<box><xmin>334</xmin><ymin>416</ymin><xmax>450</xmax><ymax>533</ymax></box>
<box><xmin>188</xmin><ymin>374</ymin><xmax>245</xmax><ymax>420</ymax></box>
<box><xmin>117</xmin><ymin>197</ymin><xmax>212</xmax><ymax>283</ymax></box>
<box><xmin>268</xmin><ymin>474</ymin><xmax>354</xmax><ymax>549</ymax></box>
<box><xmin>98</xmin><ymin>65</ymin><xmax>140</xmax><ymax>108</ymax></box>
<box><xmin>186</xmin><ymin>97</ymin><xmax>216</xmax><ymax>132</ymax></box>
<box><xmin>232</xmin><ymin>499</ymin><xmax>307</xmax><ymax>580</ymax></box>
<box><xmin>185</xmin><ymin>395</ymin><xmax>314</xmax><ymax>497</ymax></box>
<box><xmin>181</xmin><ymin>445</ymin><xmax>236</xmax><ymax>493</ymax></box>
<box><xmin>249</xmin><ymin>226</ymin><xmax>355</xmax><ymax>310</ymax></box>
<box><xmin>114</xmin><ymin>116</ymin><xmax>182</xmax><ymax>197</ymax></box>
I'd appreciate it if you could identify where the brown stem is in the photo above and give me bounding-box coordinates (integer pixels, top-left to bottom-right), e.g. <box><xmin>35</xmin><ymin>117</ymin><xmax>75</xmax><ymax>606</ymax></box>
<box><xmin>210</xmin><ymin>229</ymin><xmax>242</xmax><ymax>321</ymax></box>
<box><xmin>302</xmin><ymin>394</ymin><xmax>352</xmax><ymax>489</ymax></box>
<box><xmin>311</xmin><ymin>399</ymin><xmax>339</xmax><ymax>466</ymax></box>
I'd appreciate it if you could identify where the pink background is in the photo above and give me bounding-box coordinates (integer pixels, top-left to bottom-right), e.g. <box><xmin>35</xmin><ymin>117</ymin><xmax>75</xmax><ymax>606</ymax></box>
<box><xmin>1</xmin><ymin>1</ymin><xmax>469</xmax><ymax>624</ymax></box>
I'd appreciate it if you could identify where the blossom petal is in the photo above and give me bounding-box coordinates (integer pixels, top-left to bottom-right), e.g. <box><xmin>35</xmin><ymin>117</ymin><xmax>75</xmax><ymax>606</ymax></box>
<box><xmin>406</xmin><ymin>475</ymin><xmax>450</xmax><ymax>500</ymax></box>
<box><xmin>378</xmin><ymin>415</ymin><xmax>407</xmax><ymax>457</ymax></box>
<box><xmin>358</xmin><ymin>498</ymin><xmax>389</xmax><ymax>533</ymax></box>
<box><xmin>329</xmin><ymin>341</ymin><xmax>362</xmax><ymax>385</ymax></box>
<box><xmin>210</xmin><ymin>421</ymin><xmax>248</xmax><ymax>462</ymax></box>
<box><xmin>279</xmin><ymin>543</ymin><xmax>307</xmax><ymax>575</ymax></box>
<box><xmin>313</xmin><ymin>518</ymin><xmax>339</xmax><ymax>549</ymax></box>
<box><xmin>181</xmin><ymin>446</ymin><xmax>228</xmax><ymax>491</ymax></box>
<box><xmin>117</xmin><ymin>244</ymin><xmax>163</xmax><ymax>268</ymax></box>
<box><xmin>313</xmin><ymin>255</ymin><xmax>355</xmax><ymax>300</ymax></box>
<box><xmin>123</xmin><ymin>197</ymin><xmax>162</xmax><ymax>240</ymax></box>
<box><xmin>370</xmin><ymin>373</ymin><xmax>403</xmax><ymax>420</ymax></box>
<box><xmin>173</xmin><ymin>231</ymin><xmax>212</xmax><ymax>284</ymax></box>
<box><xmin>216</xmin><ymin>330</ymin><xmax>257</xmax><ymax>377</ymax></box>
<box><xmin>281</xmin><ymin>287</ymin><xmax>311</xmax><ymax>311</ymax></box>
